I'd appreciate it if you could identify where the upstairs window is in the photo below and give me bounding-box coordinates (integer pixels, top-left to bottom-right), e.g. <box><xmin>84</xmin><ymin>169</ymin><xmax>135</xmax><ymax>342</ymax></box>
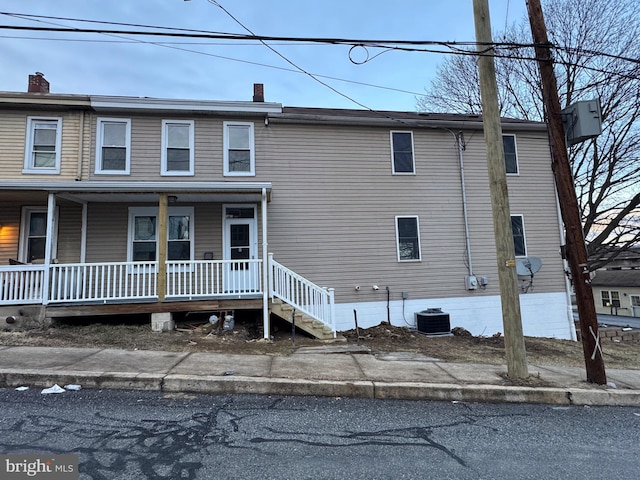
<box><xmin>511</xmin><ymin>214</ymin><xmax>527</xmax><ymax>257</ymax></box>
<box><xmin>503</xmin><ymin>134</ymin><xmax>519</xmax><ymax>174</ymax></box>
<box><xmin>390</xmin><ymin>131</ymin><xmax>415</xmax><ymax>174</ymax></box>
<box><xmin>162</xmin><ymin>120</ymin><xmax>194</xmax><ymax>176</ymax></box>
<box><xmin>23</xmin><ymin>117</ymin><xmax>62</xmax><ymax>174</ymax></box>
<box><xmin>96</xmin><ymin>118</ymin><xmax>131</xmax><ymax>174</ymax></box>
<box><xmin>395</xmin><ymin>216</ymin><xmax>421</xmax><ymax>261</ymax></box>
<box><xmin>224</xmin><ymin>122</ymin><xmax>255</xmax><ymax>176</ymax></box>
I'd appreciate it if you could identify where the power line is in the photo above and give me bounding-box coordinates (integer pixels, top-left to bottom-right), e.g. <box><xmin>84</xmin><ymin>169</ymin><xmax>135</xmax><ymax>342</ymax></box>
<box><xmin>206</xmin><ymin>0</ymin><xmax>401</xmax><ymax>119</ymax></box>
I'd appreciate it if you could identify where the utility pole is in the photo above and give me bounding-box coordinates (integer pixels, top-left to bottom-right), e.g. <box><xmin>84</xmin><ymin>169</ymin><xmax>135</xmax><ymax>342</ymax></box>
<box><xmin>526</xmin><ymin>0</ymin><xmax>606</xmax><ymax>384</ymax></box>
<box><xmin>473</xmin><ymin>0</ymin><xmax>528</xmax><ymax>379</ymax></box>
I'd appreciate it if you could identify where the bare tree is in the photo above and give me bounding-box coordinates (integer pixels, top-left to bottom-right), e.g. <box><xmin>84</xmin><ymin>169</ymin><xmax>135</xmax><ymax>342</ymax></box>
<box><xmin>418</xmin><ymin>0</ymin><xmax>640</xmax><ymax>269</ymax></box>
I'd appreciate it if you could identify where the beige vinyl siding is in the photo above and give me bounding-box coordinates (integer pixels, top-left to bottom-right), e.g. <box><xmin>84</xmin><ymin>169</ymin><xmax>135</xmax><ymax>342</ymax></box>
<box><xmin>0</xmin><ymin>109</ymin><xmax>83</xmax><ymax>180</ymax></box>
<box><xmin>256</xmin><ymin>123</ymin><xmax>565</xmax><ymax>304</ymax></box>
<box><xmin>0</xmin><ymin>204</ymin><xmax>21</xmax><ymax>263</ymax></box>
<box><xmin>85</xmin><ymin>202</ymin><xmax>226</xmax><ymax>263</ymax></box>
<box><xmin>56</xmin><ymin>204</ymin><xmax>83</xmax><ymax>263</ymax></box>
<box><xmin>89</xmin><ymin>115</ymin><xmax>258</xmax><ymax>181</ymax></box>
<box><xmin>86</xmin><ymin>204</ymin><xmax>129</xmax><ymax>262</ymax></box>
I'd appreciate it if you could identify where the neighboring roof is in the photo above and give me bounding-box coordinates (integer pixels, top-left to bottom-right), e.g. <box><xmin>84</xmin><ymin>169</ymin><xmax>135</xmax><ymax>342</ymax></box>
<box><xmin>273</xmin><ymin>106</ymin><xmax>547</xmax><ymax>131</ymax></box>
<box><xmin>591</xmin><ymin>269</ymin><xmax>640</xmax><ymax>287</ymax></box>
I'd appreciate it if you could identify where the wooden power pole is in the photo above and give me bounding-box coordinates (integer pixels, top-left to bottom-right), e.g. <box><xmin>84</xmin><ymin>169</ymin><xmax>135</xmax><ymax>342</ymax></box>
<box><xmin>473</xmin><ymin>0</ymin><xmax>528</xmax><ymax>379</ymax></box>
<box><xmin>526</xmin><ymin>0</ymin><xmax>606</xmax><ymax>384</ymax></box>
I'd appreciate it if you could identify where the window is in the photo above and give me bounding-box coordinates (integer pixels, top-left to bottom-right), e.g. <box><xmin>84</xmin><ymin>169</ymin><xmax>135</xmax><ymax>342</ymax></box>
<box><xmin>601</xmin><ymin>290</ymin><xmax>621</xmax><ymax>308</ymax></box>
<box><xmin>395</xmin><ymin>216</ymin><xmax>421</xmax><ymax>261</ymax></box>
<box><xmin>96</xmin><ymin>118</ymin><xmax>131</xmax><ymax>174</ymax></box>
<box><xmin>23</xmin><ymin>117</ymin><xmax>62</xmax><ymax>174</ymax></box>
<box><xmin>390</xmin><ymin>131</ymin><xmax>415</xmax><ymax>174</ymax></box>
<box><xmin>162</xmin><ymin>120</ymin><xmax>194</xmax><ymax>175</ymax></box>
<box><xmin>511</xmin><ymin>215</ymin><xmax>527</xmax><ymax>257</ymax></box>
<box><xmin>503</xmin><ymin>134</ymin><xmax>518</xmax><ymax>174</ymax></box>
<box><xmin>128</xmin><ymin>207</ymin><xmax>194</xmax><ymax>262</ymax></box>
<box><xmin>19</xmin><ymin>207</ymin><xmax>58</xmax><ymax>263</ymax></box>
<box><xmin>223</xmin><ymin>122</ymin><xmax>255</xmax><ymax>176</ymax></box>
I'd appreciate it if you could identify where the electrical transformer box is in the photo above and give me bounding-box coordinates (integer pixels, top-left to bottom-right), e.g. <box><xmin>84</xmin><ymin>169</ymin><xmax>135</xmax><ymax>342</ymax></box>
<box><xmin>561</xmin><ymin>99</ymin><xmax>602</xmax><ymax>146</ymax></box>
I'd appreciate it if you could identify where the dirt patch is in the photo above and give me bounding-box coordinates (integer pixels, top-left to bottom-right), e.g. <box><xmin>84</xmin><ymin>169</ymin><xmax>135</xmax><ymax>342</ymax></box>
<box><xmin>1</xmin><ymin>318</ymin><xmax>638</xmax><ymax>370</ymax></box>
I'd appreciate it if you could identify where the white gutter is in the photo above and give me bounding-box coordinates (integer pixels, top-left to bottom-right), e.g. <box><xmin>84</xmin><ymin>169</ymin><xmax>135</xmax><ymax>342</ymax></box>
<box><xmin>0</xmin><ymin>180</ymin><xmax>272</xmax><ymax>193</ymax></box>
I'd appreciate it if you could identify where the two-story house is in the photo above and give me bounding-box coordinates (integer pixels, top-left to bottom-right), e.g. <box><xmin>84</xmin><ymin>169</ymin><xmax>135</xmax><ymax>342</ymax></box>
<box><xmin>0</xmin><ymin>73</ymin><xmax>576</xmax><ymax>340</ymax></box>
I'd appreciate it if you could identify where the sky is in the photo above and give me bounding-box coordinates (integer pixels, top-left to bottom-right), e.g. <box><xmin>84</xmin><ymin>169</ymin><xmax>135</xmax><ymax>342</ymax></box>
<box><xmin>0</xmin><ymin>1</ymin><xmax>528</xmax><ymax>111</ymax></box>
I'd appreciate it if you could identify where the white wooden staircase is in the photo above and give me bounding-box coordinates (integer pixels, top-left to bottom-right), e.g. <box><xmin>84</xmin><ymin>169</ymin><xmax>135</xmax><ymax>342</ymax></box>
<box><xmin>270</xmin><ymin>298</ymin><xmax>336</xmax><ymax>340</ymax></box>
<box><xmin>268</xmin><ymin>254</ymin><xmax>337</xmax><ymax>340</ymax></box>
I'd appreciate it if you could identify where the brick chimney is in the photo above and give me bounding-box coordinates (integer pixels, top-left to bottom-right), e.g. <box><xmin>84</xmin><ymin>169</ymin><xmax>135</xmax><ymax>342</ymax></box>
<box><xmin>28</xmin><ymin>72</ymin><xmax>50</xmax><ymax>93</ymax></box>
<box><xmin>253</xmin><ymin>83</ymin><xmax>264</xmax><ymax>102</ymax></box>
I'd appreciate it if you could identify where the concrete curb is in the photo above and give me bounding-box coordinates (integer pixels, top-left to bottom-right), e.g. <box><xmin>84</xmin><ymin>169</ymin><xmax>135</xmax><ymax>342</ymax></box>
<box><xmin>1</xmin><ymin>369</ymin><xmax>638</xmax><ymax>406</ymax></box>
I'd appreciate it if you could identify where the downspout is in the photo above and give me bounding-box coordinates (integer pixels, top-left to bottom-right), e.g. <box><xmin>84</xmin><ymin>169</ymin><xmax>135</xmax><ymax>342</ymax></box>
<box><xmin>76</xmin><ymin>110</ymin><xmax>85</xmax><ymax>181</ymax></box>
<box><xmin>261</xmin><ymin>188</ymin><xmax>269</xmax><ymax>339</ymax></box>
<box><xmin>555</xmin><ymin>188</ymin><xmax>578</xmax><ymax>341</ymax></box>
<box><xmin>42</xmin><ymin>193</ymin><xmax>56</xmax><ymax>305</ymax></box>
<box><xmin>455</xmin><ymin>131</ymin><xmax>474</xmax><ymax>276</ymax></box>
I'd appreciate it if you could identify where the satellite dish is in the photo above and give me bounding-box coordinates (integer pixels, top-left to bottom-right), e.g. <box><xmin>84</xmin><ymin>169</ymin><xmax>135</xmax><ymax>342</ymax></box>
<box><xmin>516</xmin><ymin>257</ymin><xmax>543</xmax><ymax>276</ymax></box>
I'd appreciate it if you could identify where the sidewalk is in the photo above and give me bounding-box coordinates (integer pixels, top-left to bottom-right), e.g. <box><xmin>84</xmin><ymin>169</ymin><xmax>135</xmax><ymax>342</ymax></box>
<box><xmin>0</xmin><ymin>344</ymin><xmax>638</xmax><ymax>406</ymax></box>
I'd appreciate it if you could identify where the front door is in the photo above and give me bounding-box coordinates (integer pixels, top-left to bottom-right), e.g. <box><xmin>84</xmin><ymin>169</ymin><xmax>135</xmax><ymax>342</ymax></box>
<box><xmin>631</xmin><ymin>295</ymin><xmax>640</xmax><ymax>317</ymax></box>
<box><xmin>223</xmin><ymin>205</ymin><xmax>259</xmax><ymax>293</ymax></box>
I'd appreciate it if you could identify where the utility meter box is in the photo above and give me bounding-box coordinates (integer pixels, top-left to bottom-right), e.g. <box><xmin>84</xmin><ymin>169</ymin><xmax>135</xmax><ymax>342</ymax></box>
<box><xmin>561</xmin><ymin>99</ymin><xmax>602</xmax><ymax>146</ymax></box>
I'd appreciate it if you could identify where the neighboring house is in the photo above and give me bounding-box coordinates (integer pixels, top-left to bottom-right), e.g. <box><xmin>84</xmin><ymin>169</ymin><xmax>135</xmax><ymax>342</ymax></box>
<box><xmin>0</xmin><ymin>73</ymin><xmax>576</xmax><ymax>339</ymax></box>
<box><xmin>591</xmin><ymin>248</ymin><xmax>640</xmax><ymax>317</ymax></box>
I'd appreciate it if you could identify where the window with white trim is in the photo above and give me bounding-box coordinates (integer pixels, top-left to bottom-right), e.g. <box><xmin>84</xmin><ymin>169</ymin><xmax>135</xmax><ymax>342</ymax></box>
<box><xmin>128</xmin><ymin>206</ymin><xmax>194</xmax><ymax>262</ymax></box>
<box><xmin>162</xmin><ymin>120</ymin><xmax>194</xmax><ymax>175</ymax></box>
<box><xmin>23</xmin><ymin>117</ymin><xmax>62</xmax><ymax>174</ymax></box>
<box><xmin>390</xmin><ymin>131</ymin><xmax>415</xmax><ymax>174</ymax></box>
<box><xmin>96</xmin><ymin>118</ymin><xmax>131</xmax><ymax>174</ymax></box>
<box><xmin>503</xmin><ymin>134</ymin><xmax>519</xmax><ymax>174</ymax></box>
<box><xmin>395</xmin><ymin>216</ymin><xmax>421</xmax><ymax>261</ymax></box>
<box><xmin>223</xmin><ymin>122</ymin><xmax>255</xmax><ymax>176</ymax></box>
<box><xmin>601</xmin><ymin>290</ymin><xmax>621</xmax><ymax>308</ymax></box>
<box><xmin>511</xmin><ymin>214</ymin><xmax>527</xmax><ymax>257</ymax></box>
<box><xmin>19</xmin><ymin>207</ymin><xmax>58</xmax><ymax>263</ymax></box>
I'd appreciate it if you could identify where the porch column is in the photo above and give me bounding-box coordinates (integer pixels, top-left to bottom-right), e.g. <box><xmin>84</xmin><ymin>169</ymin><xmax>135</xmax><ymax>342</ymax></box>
<box><xmin>157</xmin><ymin>193</ymin><xmax>168</xmax><ymax>301</ymax></box>
<box><xmin>41</xmin><ymin>193</ymin><xmax>56</xmax><ymax>305</ymax></box>
<box><xmin>261</xmin><ymin>187</ymin><xmax>270</xmax><ymax>339</ymax></box>
<box><xmin>80</xmin><ymin>201</ymin><xmax>88</xmax><ymax>263</ymax></box>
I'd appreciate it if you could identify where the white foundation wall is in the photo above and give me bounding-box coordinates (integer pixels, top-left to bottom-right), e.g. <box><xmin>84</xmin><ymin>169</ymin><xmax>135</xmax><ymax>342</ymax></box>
<box><xmin>334</xmin><ymin>291</ymin><xmax>576</xmax><ymax>340</ymax></box>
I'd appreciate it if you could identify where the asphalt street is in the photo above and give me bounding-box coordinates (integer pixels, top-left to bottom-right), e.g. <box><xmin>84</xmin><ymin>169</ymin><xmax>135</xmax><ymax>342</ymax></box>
<box><xmin>1</xmin><ymin>389</ymin><xmax>639</xmax><ymax>479</ymax></box>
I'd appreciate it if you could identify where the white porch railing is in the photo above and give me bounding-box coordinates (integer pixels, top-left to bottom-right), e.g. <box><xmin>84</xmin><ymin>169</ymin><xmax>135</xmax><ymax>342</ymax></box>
<box><xmin>49</xmin><ymin>262</ymin><xmax>157</xmax><ymax>303</ymax></box>
<box><xmin>166</xmin><ymin>259</ymin><xmax>263</xmax><ymax>298</ymax></box>
<box><xmin>269</xmin><ymin>254</ymin><xmax>336</xmax><ymax>335</ymax></box>
<box><xmin>1</xmin><ymin>258</ymin><xmax>334</xmax><ymax>332</ymax></box>
<box><xmin>0</xmin><ymin>265</ymin><xmax>45</xmax><ymax>305</ymax></box>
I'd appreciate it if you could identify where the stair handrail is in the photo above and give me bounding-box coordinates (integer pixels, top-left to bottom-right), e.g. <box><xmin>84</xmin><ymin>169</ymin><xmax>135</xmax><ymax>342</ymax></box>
<box><xmin>268</xmin><ymin>253</ymin><xmax>335</xmax><ymax>335</ymax></box>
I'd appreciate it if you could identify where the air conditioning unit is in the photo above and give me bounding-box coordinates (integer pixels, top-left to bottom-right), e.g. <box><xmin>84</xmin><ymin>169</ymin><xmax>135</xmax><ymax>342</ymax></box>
<box><xmin>415</xmin><ymin>309</ymin><xmax>450</xmax><ymax>335</ymax></box>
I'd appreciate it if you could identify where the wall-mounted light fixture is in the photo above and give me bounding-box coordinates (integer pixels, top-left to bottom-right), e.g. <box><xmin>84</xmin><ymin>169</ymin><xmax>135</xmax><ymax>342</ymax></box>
<box><xmin>168</xmin><ymin>195</ymin><xmax>178</xmax><ymax>204</ymax></box>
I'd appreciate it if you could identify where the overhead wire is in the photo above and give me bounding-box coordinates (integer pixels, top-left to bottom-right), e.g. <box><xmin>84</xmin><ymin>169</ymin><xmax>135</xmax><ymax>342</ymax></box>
<box><xmin>0</xmin><ymin>10</ymin><xmax>637</xmax><ymax>97</ymax></box>
<box><xmin>0</xmin><ymin>12</ymin><xmax>426</xmax><ymax>98</ymax></box>
<box><xmin>205</xmin><ymin>0</ymin><xmax>407</xmax><ymax>121</ymax></box>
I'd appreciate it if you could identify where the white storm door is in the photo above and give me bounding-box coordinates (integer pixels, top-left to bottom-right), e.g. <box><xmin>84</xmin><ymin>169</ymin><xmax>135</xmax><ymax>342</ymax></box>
<box><xmin>223</xmin><ymin>206</ymin><xmax>258</xmax><ymax>293</ymax></box>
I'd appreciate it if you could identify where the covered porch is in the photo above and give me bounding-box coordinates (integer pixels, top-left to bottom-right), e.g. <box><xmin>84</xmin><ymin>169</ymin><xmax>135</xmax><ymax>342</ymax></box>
<box><xmin>0</xmin><ymin>181</ymin><xmax>335</xmax><ymax>338</ymax></box>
